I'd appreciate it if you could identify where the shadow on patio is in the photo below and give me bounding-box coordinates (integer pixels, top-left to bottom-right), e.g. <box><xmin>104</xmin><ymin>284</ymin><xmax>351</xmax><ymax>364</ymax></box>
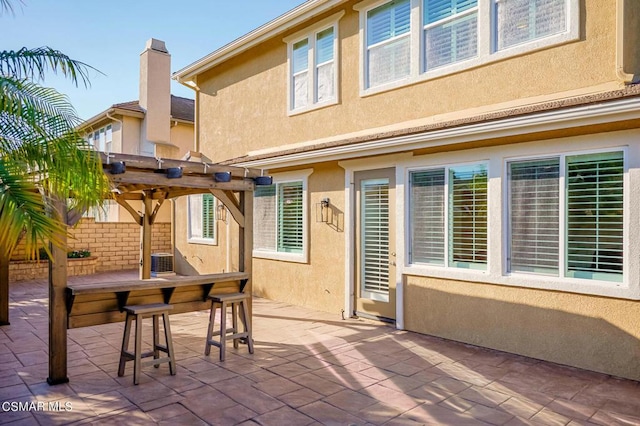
<box><xmin>1</xmin><ymin>271</ymin><xmax>639</xmax><ymax>425</ymax></box>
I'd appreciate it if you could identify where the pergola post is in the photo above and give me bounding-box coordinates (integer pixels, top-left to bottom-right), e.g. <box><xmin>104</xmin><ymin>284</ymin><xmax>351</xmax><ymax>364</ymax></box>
<box><xmin>140</xmin><ymin>191</ymin><xmax>153</xmax><ymax>280</ymax></box>
<box><xmin>239</xmin><ymin>191</ymin><xmax>253</xmax><ymax>321</ymax></box>
<box><xmin>48</xmin><ymin>199</ymin><xmax>69</xmax><ymax>385</ymax></box>
<box><xmin>0</xmin><ymin>253</ymin><xmax>9</xmax><ymax>325</ymax></box>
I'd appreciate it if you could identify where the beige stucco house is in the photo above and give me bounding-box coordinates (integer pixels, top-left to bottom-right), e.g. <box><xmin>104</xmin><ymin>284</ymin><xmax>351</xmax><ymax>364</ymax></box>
<box><xmin>174</xmin><ymin>0</ymin><xmax>640</xmax><ymax>381</ymax></box>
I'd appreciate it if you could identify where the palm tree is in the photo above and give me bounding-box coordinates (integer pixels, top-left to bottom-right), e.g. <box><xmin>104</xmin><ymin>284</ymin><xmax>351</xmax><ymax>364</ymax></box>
<box><xmin>0</xmin><ymin>0</ymin><xmax>108</xmax><ymax>259</ymax></box>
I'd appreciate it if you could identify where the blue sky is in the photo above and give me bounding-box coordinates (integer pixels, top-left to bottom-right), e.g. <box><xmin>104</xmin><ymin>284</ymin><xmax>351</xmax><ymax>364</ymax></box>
<box><xmin>3</xmin><ymin>0</ymin><xmax>306</xmax><ymax>120</ymax></box>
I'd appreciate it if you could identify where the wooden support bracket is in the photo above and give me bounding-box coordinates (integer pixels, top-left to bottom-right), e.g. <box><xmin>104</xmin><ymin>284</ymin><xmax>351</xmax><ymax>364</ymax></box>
<box><xmin>116</xmin><ymin>291</ymin><xmax>131</xmax><ymax>312</ymax></box>
<box><xmin>114</xmin><ymin>195</ymin><xmax>143</xmax><ymax>226</ymax></box>
<box><xmin>149</xmin><ymin>195</ymin><xmax>166</xmax><ymax>226</ymax></box>
<box><xmin>65</xmin><ymin>289</ymin><xmax>75</xmax><ymax>314</ymax></box>
<box><xmin>210</xmin><ymin>189</ymin><xmax>245</xmax><ymax>228</ymax></box>
<box><xmin>162</xmin><ymin>287</ymin><xmax>175</xmax><ymax>304</ymax></box>
<box><xmin>201</xmin><ymin>283</ymin><xmax>215</xmax><ymax>301</ymax></box>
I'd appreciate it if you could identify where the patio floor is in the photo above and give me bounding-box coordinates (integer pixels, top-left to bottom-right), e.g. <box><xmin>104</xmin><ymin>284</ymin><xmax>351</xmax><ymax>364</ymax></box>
<box><xmin>1</xmin><ymin>271</ymin><xmax>640</xmax><ymax>425</ymax></box>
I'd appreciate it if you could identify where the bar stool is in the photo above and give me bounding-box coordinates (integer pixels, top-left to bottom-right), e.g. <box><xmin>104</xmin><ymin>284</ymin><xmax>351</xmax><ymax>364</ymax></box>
<box><xmin>118</xmin><ymin>303</ymin><xmax>176</xmax><ymax>385</ymax></box>
<box><xmin>205</xmin><ymin>293</ymin><xmax>254</xmax><ymax>361</ymax></box>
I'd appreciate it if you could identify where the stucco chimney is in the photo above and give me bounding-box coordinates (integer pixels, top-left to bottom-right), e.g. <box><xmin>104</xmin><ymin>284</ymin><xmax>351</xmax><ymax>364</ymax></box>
<box><xmin>139</xmin><ymin>38</ymin><xmax>171</xmax><ymax>153</ymax></box>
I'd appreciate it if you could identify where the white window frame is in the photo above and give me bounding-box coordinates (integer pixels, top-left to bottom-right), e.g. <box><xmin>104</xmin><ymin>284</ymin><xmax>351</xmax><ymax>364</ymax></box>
<box><xmin>188</xmin><ymin>193</ymin><xmax>218</xmax><ymax>245</ymax></box>
<box><xmin>253</xmin><ymin>169</ymin><xmax>313</xmax><ymax>263</ymax></box>
<box><xmin>354</xmin><ymin>0</ymin><xmax>579</xmax><ymax>96</ymax></box>
<box><xmin>284</xmin><ymin>11</ymin><xmax>344</xmax><ymax>116</ymax></box>
<box><xmin>505</xmin><ymin>148</ymin><xmax>626</xmax><ymax>284</ymax></box>
<box><xmin>407</xmin><ymin>160</ymin><xmax>489</xmax><ymax>273</ymax></box>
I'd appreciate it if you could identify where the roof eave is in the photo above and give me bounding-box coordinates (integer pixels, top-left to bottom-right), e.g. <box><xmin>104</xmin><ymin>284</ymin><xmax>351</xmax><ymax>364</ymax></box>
<box><xmin>173</xmin><ymin>0</ymin><xmax>347</xmax><ymax>83</ymax></box>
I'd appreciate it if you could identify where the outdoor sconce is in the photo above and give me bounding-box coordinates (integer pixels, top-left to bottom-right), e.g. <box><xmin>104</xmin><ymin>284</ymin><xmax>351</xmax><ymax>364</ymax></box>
<box><xmin>166</xmin><ymin>167</ymin><xmax>183</xmax><ymax>179</ymax></box>
<box><xmin>316</xmin><ymin>198</ymin><xmax>331</xmax><ymax>223</ymax></box>
<box><xmin>110</xmin><ymin>161</ymin><xmax>126</xmax><ymax>175</ymax></box>
<box><xmin>254</xmin><ymin>176</ymin><xmax>273</xmax><ymax>186</ymax></box>
<box><xmin>216</xmin><ymin>203</ymin><xmax>228</xmax><ymax>223</ymax></box>
<box><xmin>214</xmin><ymin>171</ymin><xmax>232</xmax><ymax>182</ymax></box>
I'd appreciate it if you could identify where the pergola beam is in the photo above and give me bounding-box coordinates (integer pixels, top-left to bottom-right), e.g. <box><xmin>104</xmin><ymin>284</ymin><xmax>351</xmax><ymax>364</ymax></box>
<box><xmin>111</xmin><ymin>170</ymin><xmax>254</xmax><ymax>192</ymax></box>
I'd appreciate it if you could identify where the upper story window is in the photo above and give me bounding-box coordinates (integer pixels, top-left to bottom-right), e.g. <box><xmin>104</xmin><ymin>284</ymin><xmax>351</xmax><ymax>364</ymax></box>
<box><xmin>355</xmin><ymin>0</ymin><xmax>578</xmax><ymax>93</ymax></box>
<box><xmin>367</xmin><ymin>0</ymin><xmax>411</xmax><ymax>87</ymax></box>
<box><xmin>188</xmin><ymin>193</ymin><xmax>217</xmax><ymax>245</ymax></box>
<box><xmin>285</xmin><ymin>12</ymin><xmax>344</xmax><ymax>115</ymax></box>
<box><xmin>87</xmin><ymin>124</ymin><xmax>112</xmax><ymax>152</ymax></box>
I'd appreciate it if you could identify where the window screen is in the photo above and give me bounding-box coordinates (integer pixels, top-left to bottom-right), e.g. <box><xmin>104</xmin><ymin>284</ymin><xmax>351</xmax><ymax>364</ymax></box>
<box><xmin>496</xmin><ymin>0</ymin><xmax>566</xmax><ymax>50</ymax></box>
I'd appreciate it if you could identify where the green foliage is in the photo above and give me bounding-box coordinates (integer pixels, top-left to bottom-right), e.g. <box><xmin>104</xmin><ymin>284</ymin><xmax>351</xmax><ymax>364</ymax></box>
<box><xmin>37</xmin><ymin>247</ymin><xmax>91</xmax><ymax>260</ymax></box>
<box><xmin>0</xmin><ymin>0</ymin><xmax>109</xmax><ymax>259</ymax></box>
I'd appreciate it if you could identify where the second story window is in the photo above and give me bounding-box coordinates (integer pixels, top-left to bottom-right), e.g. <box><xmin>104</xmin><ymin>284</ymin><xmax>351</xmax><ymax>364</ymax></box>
<box><xmin>424</xmin><ymin>0</ymin><xmax>478</xmax><ymax>71</ymax></box>
<box><xmin>366</xmin><ymin>0</ymin><xmax>411</xmax><ymax>88</ymax></box>
<box><xmin>285</xmin><ymin>12</ymin><xmax>344</xmax><ymax>114</ymax></box>
<box><xmin>87</xmin><ymin>124</ymin><xmax>112</xmax><ymax>152</ymax></box>
<box><xmin>356</xmin><ymin>0</ymin><xmax>577</xmax><ymax>93</ymax></box>
<box><xmin>496</xmin><ymin>0</ymin><xmax>567</xmax><ymax>51</ymax></box>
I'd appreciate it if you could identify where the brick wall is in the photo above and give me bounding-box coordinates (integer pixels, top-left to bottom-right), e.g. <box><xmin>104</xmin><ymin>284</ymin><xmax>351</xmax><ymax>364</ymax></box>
<box><xmin>11</xmin><ymin>218</ymin><xmax>172</xmax><ymax>273</ymax></box>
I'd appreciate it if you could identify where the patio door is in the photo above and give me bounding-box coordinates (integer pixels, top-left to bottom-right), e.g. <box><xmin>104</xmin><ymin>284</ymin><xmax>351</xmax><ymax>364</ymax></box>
<box><xmin>354</xmin><ymin>168</ymin><xmax>396</xmax><ymax>322</ymax></box>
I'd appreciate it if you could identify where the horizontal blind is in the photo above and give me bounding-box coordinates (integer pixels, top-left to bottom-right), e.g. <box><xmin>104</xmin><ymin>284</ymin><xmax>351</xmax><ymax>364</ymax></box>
<box><xmin>449</xmin><ymin>165</ymin><xmax>487</xmax><ymax>269</ymax></box>
<box><xmin>496</xmin><ymin>0</ymin><xmax>566</xmax><ymax>50</ymax></box>
<box><xmin>566</xmin><ymin>152</ymin><xmax>623</xmax><ymax>282</ymax></box>
<box><xmin>410</xmin><ymin>169</ymin><xmax>445</xmax><ymax>265</ymax></box>
<box><xmin>188</xmin><ymin>195</ymin><xmax>202</xmax><ymax>239</ymax></box>
<box><xmin>316</xmin><ymin>28</ymin><xmax>335</xmax><ymax>103</ymax></box>
<box><xmin>202</xmin><ymin>194</ymin><xmax>215</xmax><ymax>240</ymax></box>
<box><xmin>278</xmin><ymin>182</ymin><xmax>304</xmax><ymax>253</ymax></box>
<box><xmin>254</xmin><ymin>185</ymin><xmax>277</xmax><ymax>251</ymax></box>
<box><xmin>293</xmin><ymin>39</ymin><xmax>309</xmax><ymax>109</ymax></box>
<box><xmin>367</xmin><ymin>0</ymin><xmax>411</xmax><ymax>46</ymax></box>
<box><xmin>361</xmin><ymin>179</ymin><xmax>390</xmax><ymax>294</ymax></box>
<box><xmin>367</xmin><ymin>0</ymin><xmax>411</xmax><ymax>88</ymax></box>
<box><xmin>425</xmin><ymin>0</ymin><xmax>477</xmax><ymax>24</ymax></box>
<box><xmin>425</xmin><ymin>12</ymin><xmax>478</xmax><ymax>70</ymax></box>
<box><xmin>509</xmin><ymin>158</ymin><xmax>559</xmax><ymax>274</ymax></box>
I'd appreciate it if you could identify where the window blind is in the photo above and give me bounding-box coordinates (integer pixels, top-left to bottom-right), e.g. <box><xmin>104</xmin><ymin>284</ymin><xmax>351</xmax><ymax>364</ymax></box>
<box><xmin>425</xmin><ymin>12</ymin><xmax>477</xmax><ymax>70</ymax></box>
<box><xmin>367</xmin><ymin>0</ymin><xmax>411</xmax><ymax>88</ymax></box>
<box><xmin>361</xmin><ymin>179</ymin><xmax>390</xmax><ymax>294</ymax></box>
<box><xmin>316</xmin><ymin>28</ymin><xmax>335</xmax><ymax>103</ymax></box>
<box><xmin>202</xmin><ymin>194</ymin><xmax>215</xmax><ymax>239</ymax></box>
<box><xmin>293</xmin><ymin>39</ymin><xmax>309</xmax><ymax>109</ymax></box>
<box><xmin>425</xmin><ymin>0</ymin><xmax>477</xmax><ymax>24</ymax></box>
<box><xmin>509</xmin><ymin>158</ymin><xmax>559</xmax><ymax>274</ymax></box>
<box><xmin>496</xmin><ymin>0</ymin><xmax>566</xmax><ymax>50</ymax></box>
<box><xmin>566</xmin><ymin>152</ymin><xmax>623</xmax><ymax>282</ymax></box>
<box><xmin>254</xmin><ymin>185</ymin><xmax>277</xmax><ymax>251</ymax></box>
<box><xmin>278</xmin><ymin>182</ymin><xmax>304</xmax><ymax>253</ymax></box>
<box><xmin>410</xmin><ymin>169</ymin><xmax>445</xmax><ymax>265</ymax></box>
<box><xmin>449</xmin><ymin>165</ymin><xmax>487</xmax><ymax>269</ymax></box>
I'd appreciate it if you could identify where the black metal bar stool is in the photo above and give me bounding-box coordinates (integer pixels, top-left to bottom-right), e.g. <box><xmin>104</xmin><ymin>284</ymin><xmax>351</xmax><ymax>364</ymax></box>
<box><xmin>118</xmin><ymin>303</ymin><xmax>176</xmax><ymax>385</ymax></box>
<box><xmin>204</xmin><ymin>293</ymin><xmax>254</xmax><ymax>361</ymax></box>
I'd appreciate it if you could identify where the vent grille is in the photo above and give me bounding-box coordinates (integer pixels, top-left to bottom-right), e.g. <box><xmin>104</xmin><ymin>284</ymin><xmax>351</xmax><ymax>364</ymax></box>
<box><xmin>151</xmin><ymin>253</ymin><xmax>174</xmax><ymax>277</ymax></box>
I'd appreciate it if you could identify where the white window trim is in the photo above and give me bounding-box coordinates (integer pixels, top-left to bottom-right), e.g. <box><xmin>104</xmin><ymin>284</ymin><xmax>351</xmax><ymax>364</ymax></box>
<box><xmin>398</xmin><ymin>135</ymin><xmax>637</xmax><ymax>301</ymax></box>
<box><xmin>284</xmin><ymin>11</ymin><xmax>344</xmax><ymax>116</ymax></box>
<box><xmin>355</xmin><ymin>0</ymin><xmax>579</xmax><ymax>97</ymax></box>
<box><xmin>188</xmin><ymin>193</ymin><xmax>218</xmax><ymax>246</ymax></box>
<box><xmin>406</xmin><ymin>160</ymin><xmax>490</xmax><ymax>273</ymax></box>
<box><xmin>253</xmin><ymin>168</ymin><xmax>313</xmax><ymax>263</ymax></box>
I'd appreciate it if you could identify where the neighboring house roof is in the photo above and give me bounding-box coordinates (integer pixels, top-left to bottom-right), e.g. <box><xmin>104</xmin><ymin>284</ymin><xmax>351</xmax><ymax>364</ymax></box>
<box><xmin>223</xmin><ymin>84</ymin><xmax>640</xmax><ymax>168</ymax></box>
<box><xmin>174</xmin><ymin>0</ymin><xmax>347</xmax><ymax>84</ymax></box>
<box><xmin>81</xmin><ymin>95</ymin><xmax>194</xmax><ymax>129</ymax></box>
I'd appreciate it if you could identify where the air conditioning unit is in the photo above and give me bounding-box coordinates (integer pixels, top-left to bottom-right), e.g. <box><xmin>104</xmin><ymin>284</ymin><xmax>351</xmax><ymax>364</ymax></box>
<box><xmin>151</xmin><ymin>253</ymin><xmax>175</xmax><ymax>277</ymax></box>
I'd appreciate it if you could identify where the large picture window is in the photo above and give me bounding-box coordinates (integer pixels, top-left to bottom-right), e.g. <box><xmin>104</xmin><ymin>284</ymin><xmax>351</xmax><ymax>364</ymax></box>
<box><xmin>507</xmin><ymin>151</ymin><xmax>624</xmax><ymax>282</ymax></box>
<box><xmin>254</xmin><ymin>173</ymin><xmax>309</xmax><ymax>262</ymax></box>
<box><xmin>409</xmin><ymin>163</ymin><xmax>487</xmax><ymax>270</ymax></box>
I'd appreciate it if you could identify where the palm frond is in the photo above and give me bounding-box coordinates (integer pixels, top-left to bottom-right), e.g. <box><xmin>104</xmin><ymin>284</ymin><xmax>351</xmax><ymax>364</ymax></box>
<box><xmin>0</xmin><ymin>159</ymin><xmax>67</xmax><ymax>258</ymax></box>
<box><xmin>0</xmin><ymin>0</ymin><xmax>23</xmax><ymax>16</ymax></box>
<box><xmin>0</xmin><ymin>47</ymin><xmax>98</xmax><ymax>88</ymax></box>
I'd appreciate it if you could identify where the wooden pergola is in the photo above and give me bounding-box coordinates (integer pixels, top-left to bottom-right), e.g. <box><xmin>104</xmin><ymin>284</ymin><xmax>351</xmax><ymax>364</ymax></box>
<box><xmin>8</xmin><ymin>153</ymin><xmax>260</xmax><ymax>385</ymax></box>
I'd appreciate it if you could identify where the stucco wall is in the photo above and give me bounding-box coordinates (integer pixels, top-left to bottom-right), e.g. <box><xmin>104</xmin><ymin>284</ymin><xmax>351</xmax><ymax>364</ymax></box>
<box><xmin>404</xmin><ymin>275</ymin><xmax>640</xmax><ymax>381</ymax></box>
<box><xmin>197</xmin><ymin>0</ymin><xmax>621</xmax><ymax>163</ymax></box>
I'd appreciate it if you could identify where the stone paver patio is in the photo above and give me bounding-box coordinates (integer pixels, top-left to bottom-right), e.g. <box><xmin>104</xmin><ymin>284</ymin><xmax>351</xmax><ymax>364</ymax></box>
<box><xmin>1</xmin><ymin>271</ymin><xmax>639</xmax><ymax>425</ymax></box>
